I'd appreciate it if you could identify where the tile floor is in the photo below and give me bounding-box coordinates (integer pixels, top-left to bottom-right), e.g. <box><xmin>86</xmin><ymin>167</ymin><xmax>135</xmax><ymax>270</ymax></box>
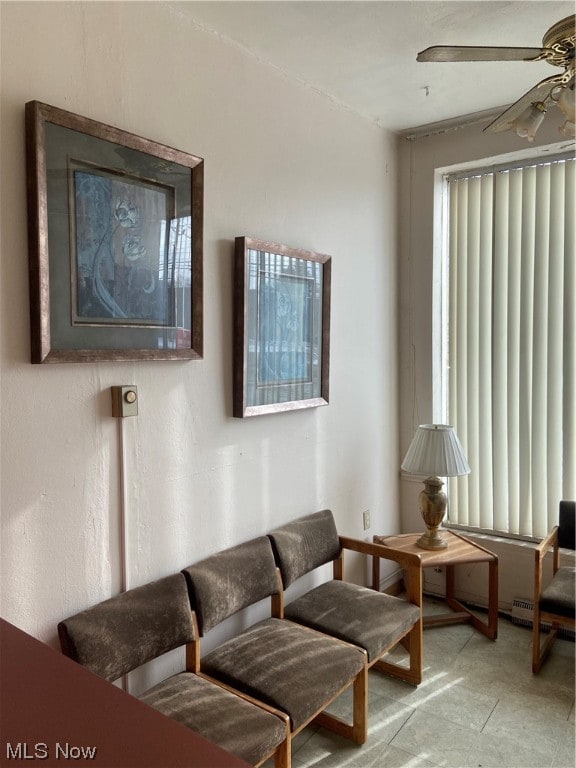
<box><xmin>289</xmin><ymin>598</ymin><xmax>575</xmax><ymax>768</ymax></box>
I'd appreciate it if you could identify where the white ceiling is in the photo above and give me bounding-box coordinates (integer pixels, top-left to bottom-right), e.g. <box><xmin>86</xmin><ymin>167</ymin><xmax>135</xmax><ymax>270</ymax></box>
<box><xmin>174</xmin><ymin>0</ymin><xmax>574</xmax><ymax>132</ymax></box>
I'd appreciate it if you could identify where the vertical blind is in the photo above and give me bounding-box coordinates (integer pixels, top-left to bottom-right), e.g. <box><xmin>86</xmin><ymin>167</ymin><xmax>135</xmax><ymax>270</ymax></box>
<box><xmin>447</xmin><ymin>156</ymin><xmax>575</xmax><ymax>539</ymax></box>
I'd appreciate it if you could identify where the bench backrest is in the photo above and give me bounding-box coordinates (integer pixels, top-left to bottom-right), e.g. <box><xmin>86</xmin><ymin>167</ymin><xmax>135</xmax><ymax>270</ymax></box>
<box><xmin>268</xmin><ymin>509</ymin><xmax>341</xmax><ymax>588</ymax></box>
<box><xmin>58</xmin><ymin>573</ymin><xmax>195</xmax><ymax>681</ymax></box>
<box><xmin>182</xmin><ymin>536</ymin><xmax>279</xmax><ymax>635</ymax></box>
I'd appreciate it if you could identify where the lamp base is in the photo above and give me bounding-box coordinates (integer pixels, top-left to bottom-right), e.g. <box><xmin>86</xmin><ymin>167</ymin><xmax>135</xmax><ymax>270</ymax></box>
<box><xmin>417</xmin><ymin>476</ymin><xmax>448</xmax><ymax>550</ymax></box>
<box><xmin>416</xmin><ymin>529</ymin><xmax>448</xmax><ymax>550</ymax></box>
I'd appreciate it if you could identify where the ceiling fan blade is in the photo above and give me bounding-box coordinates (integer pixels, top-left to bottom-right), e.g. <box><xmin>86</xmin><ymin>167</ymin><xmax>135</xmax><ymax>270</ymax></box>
<box><xmin>417</xmin><ymin>46</ymin><xmax>545</xmax><ymax>63</ymax></box>
<box><xmin>484</xmin><ymin>74</ymin><xmax>562</xmax><ymax>133</ymax></box>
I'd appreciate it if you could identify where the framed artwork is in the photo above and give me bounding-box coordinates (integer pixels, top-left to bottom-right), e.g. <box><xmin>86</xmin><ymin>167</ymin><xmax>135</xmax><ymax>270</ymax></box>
<box><xmin>25</xmin><ymin>100</ymin><xmax>203</xmax><ymax>363</ymax></box>
<box><xmin>233</xmin><ymin>236</ymin><xmax>331</xmax><ymax>417</ymax></box>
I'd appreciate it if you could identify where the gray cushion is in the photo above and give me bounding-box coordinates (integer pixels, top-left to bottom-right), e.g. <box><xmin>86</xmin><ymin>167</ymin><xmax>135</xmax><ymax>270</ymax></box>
<box><xmin>140</xmin><ymin>673</ymin><xmax>286</xmax><ymax>765</ymax></box>
<box><xmin>268</xmin><ymin>509</ymin><xmax>341</xmax><ymax>587</ymax></box>
<box><xmin>182</xmin><ymin>537</ymin><xmax>279</xmax><ymax>634</ymax></box>
<box><xmin>284</xmin><ymin>580</ymin><xmax>421</xmax><ymax>663</ymax></box>
<box><xmin>540</xmin><ymin>567</ymin><xmax>576</xmax><ymax>619</ymax></box>
<box><xmin>201</xmin><ymin>617</ymin><xmax>365</xmax><ymax>731</ymax></box>
<box><xmin>58</xmin><ymin>574</ymin><xmax>195</xmax><ymax>681</ymax></box>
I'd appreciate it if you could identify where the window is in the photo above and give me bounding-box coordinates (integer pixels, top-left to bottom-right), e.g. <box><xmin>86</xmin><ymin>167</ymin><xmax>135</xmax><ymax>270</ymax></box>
<box><xmin>442</xmin><ymin>154</ymin><xmax>575</xmax><ymax>539</ymax></box>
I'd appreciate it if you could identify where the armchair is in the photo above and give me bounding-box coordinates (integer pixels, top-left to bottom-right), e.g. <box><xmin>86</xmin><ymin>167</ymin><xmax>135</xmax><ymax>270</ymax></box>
<box><xmin>268</xmin><ymin>510</ymin><xmax>423</xmax><ymax>685</ymax></box>
<box><xmin>532</xmin><ymin>500</ymin><xmax>576</xmax><ymax>673</ymax></box>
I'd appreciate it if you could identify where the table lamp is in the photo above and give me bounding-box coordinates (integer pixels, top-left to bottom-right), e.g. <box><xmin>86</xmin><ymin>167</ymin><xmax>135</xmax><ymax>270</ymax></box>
<box><xmin>401</xmin><ymin>424</ymin><xmax>470</xmax><ymax>550</ymax></box>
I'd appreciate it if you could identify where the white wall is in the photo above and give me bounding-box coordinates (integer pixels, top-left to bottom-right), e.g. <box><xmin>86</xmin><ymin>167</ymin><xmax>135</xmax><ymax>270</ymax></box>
<box><xmin>0</xmin><ymin>1</ymin><xmax>399</xmax><ymax>652</ymax></box>
<box><xmin>398</xmin><ymin>110</ymin><xmax>573</xmax><ymax>609</ymax></box>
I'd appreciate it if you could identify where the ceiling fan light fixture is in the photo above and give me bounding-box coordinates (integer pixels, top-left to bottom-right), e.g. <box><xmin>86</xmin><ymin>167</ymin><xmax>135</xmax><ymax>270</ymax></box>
<box><xmin>550</xmin><ymin>84</ymin><xmax>576</xmax><ymax>139</ymax></box>
<box><xmin>514</xmin><ymin>101</ymin><xmax>547</xmax><ymax>141</ymax></box>
<box><xmin>556</xmin><ymin>84</ymin><xmax>575</xmax><ymax>117</ymax></box>
<box><xmin>559</xmin><ymin>119</ymin><xmax>576</xmax><ymax>138</ymax></box>
<box><xmin>417</xmin><ymin>14</ymin><xmax>575</xmax><ymax>143</ymax></box>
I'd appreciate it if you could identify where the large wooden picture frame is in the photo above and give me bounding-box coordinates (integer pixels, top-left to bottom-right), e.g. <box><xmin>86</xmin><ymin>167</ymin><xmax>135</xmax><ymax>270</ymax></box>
<box><xmin>234</xmin><ymin>237</ymin><xmax>331</xmax><ymax>417</ymax></box>
<box><xmin>26</xmin><ymin>101</ymin><xmax>203</xmax><ymax>363</ymax></box>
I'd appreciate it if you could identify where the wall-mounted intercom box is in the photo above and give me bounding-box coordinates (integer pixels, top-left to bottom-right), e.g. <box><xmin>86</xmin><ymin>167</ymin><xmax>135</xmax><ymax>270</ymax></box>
<box><xmin>111</xmin><ymin>386</ymin><xmax>138</xmax><ymax>418</ymax></box>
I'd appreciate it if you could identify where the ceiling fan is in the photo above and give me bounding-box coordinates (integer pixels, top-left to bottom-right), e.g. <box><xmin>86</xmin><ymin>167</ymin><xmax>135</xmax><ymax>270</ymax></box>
<box><xmin>417</xmin><ymin>14</ymin><xmax>575</xmax><ymax>140</ymax></box>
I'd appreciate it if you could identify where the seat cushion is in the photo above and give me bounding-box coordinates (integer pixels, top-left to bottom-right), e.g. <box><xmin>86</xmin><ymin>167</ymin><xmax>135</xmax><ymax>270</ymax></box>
<box><xmin>139</xmin><ymin>672</ymin><xmax>286</xmax><ymax>766</ymax></box>
<box><xmin>201</xmin><ymin>617</ymin><xmax>366</xmax><ymax>731</ymax></box>
<box><xmin>540</xmin><ymin>567</ymin><xmax>576</xmax><ymax>619</ymax></box>
<box><xmin>284</xmin><ymin>580</ymin><xmax>420</xmax><ymax>663</ymax></box>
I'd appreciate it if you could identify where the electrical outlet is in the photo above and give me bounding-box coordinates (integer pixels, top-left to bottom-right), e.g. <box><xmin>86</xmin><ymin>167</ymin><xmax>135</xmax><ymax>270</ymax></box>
<box><xmin>363</xmin><ymin>510</ymin><xmax>371</xmax><ymax>530</ymax></box>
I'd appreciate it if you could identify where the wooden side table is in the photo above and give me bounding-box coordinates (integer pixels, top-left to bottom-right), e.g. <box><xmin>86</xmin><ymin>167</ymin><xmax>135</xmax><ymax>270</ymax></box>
<box><xmin>373</xmin><ymin>530</ymin><xmax>498</xmax><ymax>641</ymax></box>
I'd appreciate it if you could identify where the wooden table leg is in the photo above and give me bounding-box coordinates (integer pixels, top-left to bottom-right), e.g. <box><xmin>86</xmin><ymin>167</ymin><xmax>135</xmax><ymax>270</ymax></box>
<box><xmin>427</xmin><ymin>561</ymin><xmax>498</xmax><ymax>640</ymax></box>
<box><xmin>487</xmin><ymin>558</ymin><xmax>498</xmax><ymax>640</ymax></box>
<box><xmin>372</xmin><ymin>553</ymin><xmax>381</xmax><ymax>591</ymax></box>
<box><xmin>424</xmin><ymin>563</ymin><xmax>468</xmax><ymax>627</ymax></box>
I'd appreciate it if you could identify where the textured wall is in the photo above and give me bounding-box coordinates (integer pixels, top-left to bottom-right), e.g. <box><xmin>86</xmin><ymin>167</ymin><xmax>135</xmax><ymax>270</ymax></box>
<box><xmin>0</xmin><ymin>1</ymin><xmax>399</xmax><ymax>663</ymax></box>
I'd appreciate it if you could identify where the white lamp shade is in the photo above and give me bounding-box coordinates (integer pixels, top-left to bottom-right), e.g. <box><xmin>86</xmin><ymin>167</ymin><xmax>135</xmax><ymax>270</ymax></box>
<box><xmin>401</xmin><ymin>424</ymin><xmax>471</xmax><ymax>477</ymax></box>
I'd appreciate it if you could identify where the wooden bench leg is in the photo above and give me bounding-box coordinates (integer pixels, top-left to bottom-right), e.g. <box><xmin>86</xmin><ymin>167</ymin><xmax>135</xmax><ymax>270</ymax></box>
<box><xmin>352</xmin><ymin>664</ymin><xmax>368</xmax><ymax>744</ymax></box>
<box><xmin>313</xmin><ymin>664</ymin><xmax>368</xmax><ymax>745</ymax></box>
<box><xmin>372</xmin><ymin>621</ymin><xmax>423</xmax><ymax>686</ymax></box>
<box><xmin>272</xmin><ymin>731</ymin><xmax>291</xmax><ymax>768</ymax></box>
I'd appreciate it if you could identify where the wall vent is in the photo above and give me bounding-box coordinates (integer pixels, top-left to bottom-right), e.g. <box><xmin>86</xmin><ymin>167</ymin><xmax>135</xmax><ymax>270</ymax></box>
<box><xmin>511</xmin><ymin>597</ymin><xmax>575</xmax><ymax>640</ymax></box>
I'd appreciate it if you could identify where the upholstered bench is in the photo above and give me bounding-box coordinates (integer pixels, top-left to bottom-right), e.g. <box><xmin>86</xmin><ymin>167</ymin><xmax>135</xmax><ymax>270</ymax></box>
<box><xmin>182</xmin><ymin>535</ymin><xmax>368</xmax><ymax>747</ymax></box>
<box><xmin>58</xmin><ymin>574</ymin><xmax>290</xmax><ymax>767</ymax></box>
